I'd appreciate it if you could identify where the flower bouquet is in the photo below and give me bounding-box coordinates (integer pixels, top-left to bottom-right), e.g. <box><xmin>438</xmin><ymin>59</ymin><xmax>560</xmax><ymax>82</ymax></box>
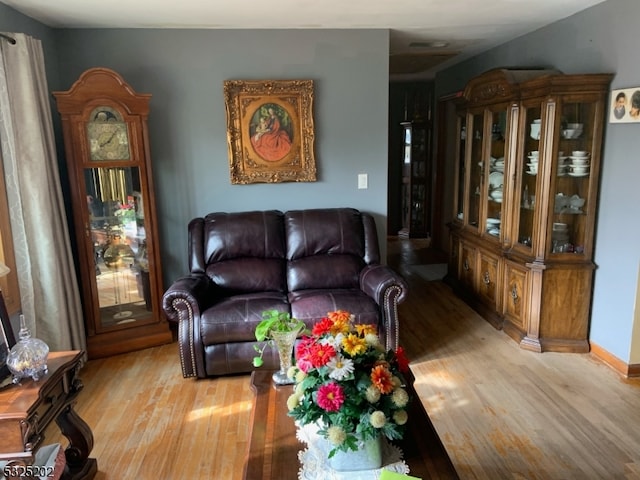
<box><xmin>286</xmin><ymin>310</ymin><xmax>411</xmax><ymax>460</ymax></box>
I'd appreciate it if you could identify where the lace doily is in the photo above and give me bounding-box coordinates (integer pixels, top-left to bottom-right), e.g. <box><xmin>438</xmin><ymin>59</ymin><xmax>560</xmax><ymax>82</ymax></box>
<box><xmin>296</xmin><ymin>423</ymin><xmax>410</xmax><ymax>480</ymax></box>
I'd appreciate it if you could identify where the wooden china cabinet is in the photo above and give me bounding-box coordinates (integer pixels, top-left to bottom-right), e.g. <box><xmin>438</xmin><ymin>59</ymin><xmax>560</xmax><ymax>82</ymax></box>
<box><xmin>446</xmin><ymin>68</ymin><xmax>612</xmax><ymax>352</ymax></box>
<box><xmin>54</xmin><ymin>68</ymin><xmax>172</xmax><ymax>358</ymax></box>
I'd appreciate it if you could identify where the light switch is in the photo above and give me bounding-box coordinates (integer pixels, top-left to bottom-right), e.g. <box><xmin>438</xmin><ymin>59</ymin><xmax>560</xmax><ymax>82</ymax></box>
<box><xmin>358</xmin><ymin>173</ymin><xmax>368</xmax><ymax>189</ymax></box>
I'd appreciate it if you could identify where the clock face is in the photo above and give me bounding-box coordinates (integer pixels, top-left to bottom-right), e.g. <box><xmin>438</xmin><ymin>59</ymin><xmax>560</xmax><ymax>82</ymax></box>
<box><xmin>86</xmin><ymin>107</ymin><xmax>131</xmax><ymax>161</ymax></box>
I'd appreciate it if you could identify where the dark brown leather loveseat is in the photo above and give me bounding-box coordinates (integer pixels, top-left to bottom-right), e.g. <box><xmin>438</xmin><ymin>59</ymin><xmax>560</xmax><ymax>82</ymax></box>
<box><xmin>162</xmin><ymin>208</ymin><xmax>408</xmax><ymax>378</ymax></box>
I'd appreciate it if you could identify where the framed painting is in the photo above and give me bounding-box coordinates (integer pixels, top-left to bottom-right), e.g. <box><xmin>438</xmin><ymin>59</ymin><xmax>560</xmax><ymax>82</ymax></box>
<box><xmin>223</xmin><ymin>79</ymin><xmax>317</xmax><ymax>184</ymax></box>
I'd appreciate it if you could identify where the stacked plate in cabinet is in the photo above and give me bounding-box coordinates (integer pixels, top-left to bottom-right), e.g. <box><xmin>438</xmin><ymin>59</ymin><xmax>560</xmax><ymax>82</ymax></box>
<box><xmin>568</xmin><ymin>151</ymin><xmax>590</xmax><ymax>177</ymax></box>
<box><xmin>486</xmin><ymin>217</ymin><xmax>501</xmax><ymax>236</ymax></box>
<box><xmin>526</xmin><ymin>151</ymin><xmax>539</xmax><ymax>175</ymax></box>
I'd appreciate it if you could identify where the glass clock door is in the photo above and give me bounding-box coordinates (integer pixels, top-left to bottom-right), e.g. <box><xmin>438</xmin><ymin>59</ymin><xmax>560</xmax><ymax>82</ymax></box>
<box><xmin>85</xmin><ymin>166</ymin><xmax>152</xmax><ymax>330</ymax></box>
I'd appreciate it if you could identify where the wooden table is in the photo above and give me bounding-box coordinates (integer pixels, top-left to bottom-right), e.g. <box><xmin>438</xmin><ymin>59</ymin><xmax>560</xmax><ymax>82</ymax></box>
<box><xmin>244</xmin><ymin>370</ymin><xmax>459</xmax><ymax>479</ymax></box>
<box><xmin>0</xmin><ymin>351</ymin><xmax>97</xmax><ymax>479</ymax></box>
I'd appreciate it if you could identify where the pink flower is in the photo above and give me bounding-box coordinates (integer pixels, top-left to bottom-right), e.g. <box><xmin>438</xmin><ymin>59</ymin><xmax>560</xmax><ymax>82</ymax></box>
<box><xmin>316</xmin><ymin>382</ymin><xmax>345</xmax><ymax>412</ymax></box>
<box><xmin>295</xmin><ymin>337</ymin><xmax>316</xmax><ymax>373</ymax></box>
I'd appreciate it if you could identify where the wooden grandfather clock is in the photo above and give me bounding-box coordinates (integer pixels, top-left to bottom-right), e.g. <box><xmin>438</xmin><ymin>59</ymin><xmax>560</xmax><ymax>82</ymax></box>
<box><xmin>54</xmin><ymin>68</ymin><xmax>172</xmax><ymax>358</ymax></box>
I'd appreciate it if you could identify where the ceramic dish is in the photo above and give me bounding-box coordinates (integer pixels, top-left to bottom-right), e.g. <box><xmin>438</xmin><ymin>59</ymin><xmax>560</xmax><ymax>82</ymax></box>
<box><xmin>489</xmin><ymin>172</ymin><xmax>504</xmax><ymax>188</ymax></box>
<box><xmin>486</xmin><ymin>218</ymin><xmax>501</xmax><ymax>226</ymax></box>
<box><xmin>568</xmin><ymin>172</ymin><xmax>589</xmax><ymax>177</ymax></box>
<box><xmin>526</xmin><ymin>170</ymin><xmax>537</xmax><ymax>176</ymax></box>
<box><xmin>487</xmin><ymin>228</ymin><xmax>500</xmax><ymax>236</ymax></box>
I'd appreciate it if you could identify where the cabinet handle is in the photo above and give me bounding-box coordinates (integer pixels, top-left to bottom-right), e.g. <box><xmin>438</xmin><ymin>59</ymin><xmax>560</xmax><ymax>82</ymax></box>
<box><xmin>483</xmin><ymin>271</ymin><xmax>490</xmax><ymax>285</ymax></box>
<box><xmin>511</xmin><ymin>284</ymin><xmax>519</xmax><ymax>305</ymax></box>
<box><xmin>463</xmin><ymin>259</ymin><xmax>469</xmax><ymax>271</ymax></box>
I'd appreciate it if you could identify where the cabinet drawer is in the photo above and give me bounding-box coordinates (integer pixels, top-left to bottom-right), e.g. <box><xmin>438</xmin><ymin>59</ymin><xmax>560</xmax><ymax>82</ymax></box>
<box><xmin>458</xmin><ymin>242</ymin><xmax>476</xmax><ymax>291</ymax></box>
<box><xmin>477</xmin><ymin>251</ymin><xmax>500</xmax><ymax>307</ymax></box>
<box><xmin>503</xmin><ymin>262</ymin><xmax>528</xmax><ymax>330</ymax></box>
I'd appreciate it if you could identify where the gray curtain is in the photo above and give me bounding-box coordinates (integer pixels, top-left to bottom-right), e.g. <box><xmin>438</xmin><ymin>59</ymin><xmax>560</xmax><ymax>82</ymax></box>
<box><xmin>0</xmin><ymin>32</ymin><xmax>85</xmax><ymax>351</ymax></box>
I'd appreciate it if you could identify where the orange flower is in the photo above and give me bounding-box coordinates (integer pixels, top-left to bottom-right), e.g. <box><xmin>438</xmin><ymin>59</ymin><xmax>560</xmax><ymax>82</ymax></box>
<box><xmin>370</xmin><ymin>365</ymin><xmax>394</xmax><ymax>394</ymax></box>
<box><xmin>327</xmin><ymin>310</ymin><xmax>352</xmax><ymax>323</ymax></box>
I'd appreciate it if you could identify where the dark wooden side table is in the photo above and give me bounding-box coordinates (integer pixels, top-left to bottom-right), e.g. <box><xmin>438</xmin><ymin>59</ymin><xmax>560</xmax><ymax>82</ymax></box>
<box><xmin>0</xmin><ymin>351</ymin><xmax>97</xmax><ymax>480</ymax></box>
<box><xmin>244</xmin><ymin>370</ymin><xmax>459</xmax><ymax>479</ymax></box>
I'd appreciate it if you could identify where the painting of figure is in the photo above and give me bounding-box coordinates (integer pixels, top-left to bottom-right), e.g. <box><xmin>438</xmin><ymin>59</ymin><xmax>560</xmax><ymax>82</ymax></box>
<box><xmin>250</xmin><ymin>104</ymin><xmax>293</xmax><ymax>162</ymax></box>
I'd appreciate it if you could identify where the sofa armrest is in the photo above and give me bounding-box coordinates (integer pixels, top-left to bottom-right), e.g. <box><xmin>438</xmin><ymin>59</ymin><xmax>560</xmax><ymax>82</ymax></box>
<box><xmin>359</xmin><ymin>265</ymin><xmax>409</xmax><ymax>352</ymax></box>
<box><xmin>162</xmin><ymin>274</ymin><xmax>219</xmax><ymax>378</ymax></box>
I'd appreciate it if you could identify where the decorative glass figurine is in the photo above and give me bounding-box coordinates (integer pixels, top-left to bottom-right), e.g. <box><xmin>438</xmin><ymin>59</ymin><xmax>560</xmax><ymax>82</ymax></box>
<box><xmin>6</xmin><ymin>314</ymin><xmax>49</xmax><ymax>382</ymax></box>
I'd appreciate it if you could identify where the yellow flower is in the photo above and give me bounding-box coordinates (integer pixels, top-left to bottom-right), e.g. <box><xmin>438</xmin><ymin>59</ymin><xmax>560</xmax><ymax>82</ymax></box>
<box><xmin>295</xmin><ymin>369</ymin><xmax>307</xmax><ymax>383</ymax></box>
<box><xmin>364</xmin><ymin>333</ymin><xmax>381</xmax><ymax>348</ymax></box>
<box><xmin>391</xmin><ymin>387</ymin><xmax>409</xmax><ymax>407</ymax></box>
<box><xmin>393</xmin><ymin>409</ymin><xmax>408</xmax><ymax>425</ymax></box>
<box><xmin>287</xmin><ymin>393</ymin><xmax>301</xmax><ymax>411</ymax></box>
<box><xmin>342</xmin><ymin>333</ymin><xmax>368</xmax><ymax>356</ymax></box>
<box><xmin>327</xmin><ymin>425</ymin><xmax>347</xmax><ymax>445</ymax></box>
<box><xmin>369</xmin><ymin>410</ymin><xmax>387</xmax><ymax>428</ymax></box>
<box><xmin>295</xmin><ymin>382</ymin><xmax>306</xmax><ymax>395</ymax></box>
<box><xmin>355</xmin><ymin>323</ymin><xmax>377</xmax><ymax>336</ymax></box>
<box><xmin>365</xmin><ymin>385</ymin><xmax>381</xmax><ymax>403</ymax></box>
<box><xmin>287</xmin><ymin>366</ymin><xmax>297</xmax><ymax>379</ymax></box>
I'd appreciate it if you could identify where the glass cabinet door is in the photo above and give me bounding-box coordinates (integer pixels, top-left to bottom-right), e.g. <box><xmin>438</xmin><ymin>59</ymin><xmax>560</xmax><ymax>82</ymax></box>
<box><xmin>551</xmin><ymin>100</ymin><xmax>598</xmax><ymax>256</ymax></box>
<box><xmin>466</xmin><ymin>112</ymin><xmax>484</xmax><ymax>231</ymax></box>
<box><xmin>454</xmin><ymin>114</ymin><xmax>466</xmax><ymax>222</ymax></box>
<box><xmin>485</xmin><ymin>109</ymin><xmax>507</xmax><ymax>239</ymax></box>
<box><xmin>515</xmin><ymin>104</ymin><xmax>543</xmax><ymax>249</ymax></box>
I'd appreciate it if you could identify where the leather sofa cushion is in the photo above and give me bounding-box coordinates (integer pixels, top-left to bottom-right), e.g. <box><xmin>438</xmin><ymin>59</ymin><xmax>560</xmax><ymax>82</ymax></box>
<box><xmin>285</xmin><ymin>208</ymin><xmax>365</xmax><ymax>259</ymax></box>
<box><xmin>287</xmin><ymin>254</ymin><xmax>362</xmax><ymax>291</ymax></box>
<box><xmin>285</xmin><ymin>208</ymin><xmax>365</xmax><ymax>291</ymax></box>
<box><xmin>289</xmin><ymin>288</ymin><xmax>379</xmax><ymax>325</ymax></box>
<box><xmin>200</xmin><ymin>292</ymin><xmax>289</xmax><ymax>345</ymax></box>
<box><xmin>199</xmin><ymin>210</ymin><xmax>286</xmax><ymax>293</ymax></box>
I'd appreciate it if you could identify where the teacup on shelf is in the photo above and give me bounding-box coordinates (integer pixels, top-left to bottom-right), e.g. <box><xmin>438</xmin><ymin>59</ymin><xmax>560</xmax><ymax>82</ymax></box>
<box><xmin>571</xmin><ymin>157</ymin><xmax>590</xmax><ymax>166</ymax></box>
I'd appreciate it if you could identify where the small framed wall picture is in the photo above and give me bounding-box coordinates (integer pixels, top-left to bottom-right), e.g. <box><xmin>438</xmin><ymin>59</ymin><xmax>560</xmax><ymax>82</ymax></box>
<box><xmin>609</xmin><ymin>86</ymin><xmax>640</xmax><ymax>123</ymax></box>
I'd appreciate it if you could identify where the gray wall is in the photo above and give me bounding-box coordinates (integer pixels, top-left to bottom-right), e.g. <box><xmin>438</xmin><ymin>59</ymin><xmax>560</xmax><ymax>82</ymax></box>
<box><xmin>0</xmin><ymin>5</ymin><xmax>392</xmax><ymax>289</ymax></box>
<box><xmin>52</xmin><ymin>29</ymin><xmax>390</xmax><ymax>285</ymax></box>
<box><xmin>435</xmin><ymin>0</ymin><xmax>640</xmax><ymax>364</ymax></box>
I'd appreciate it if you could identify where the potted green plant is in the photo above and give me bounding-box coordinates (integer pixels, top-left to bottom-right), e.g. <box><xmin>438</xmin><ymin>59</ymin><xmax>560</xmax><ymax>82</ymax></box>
<box><xmin>253</xmin><ymin>309</ymin><xmax>305</xmax><ymax>385</ymax></box>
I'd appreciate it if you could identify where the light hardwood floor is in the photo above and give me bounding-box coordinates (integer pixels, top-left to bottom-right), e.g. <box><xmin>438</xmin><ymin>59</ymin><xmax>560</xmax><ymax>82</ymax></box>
<box><xmin>45</xmin><ymin>238</ymin><xmax>640</xmax><ymax>479</ymax></box>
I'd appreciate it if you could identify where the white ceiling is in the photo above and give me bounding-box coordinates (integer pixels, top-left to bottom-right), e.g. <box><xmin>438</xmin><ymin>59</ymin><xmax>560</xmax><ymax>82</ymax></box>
<box><xmin>2</xmin><ymin>0</ymin><xmax>606</xmax><ymax>77</ymax></box>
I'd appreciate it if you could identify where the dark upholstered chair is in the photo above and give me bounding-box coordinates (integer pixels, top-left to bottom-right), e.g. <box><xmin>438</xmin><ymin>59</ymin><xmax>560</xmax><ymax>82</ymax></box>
<box><xmin>162</xmin><ymin>208</ymin><xmax>408</xmax><ymax>378</ymax></box>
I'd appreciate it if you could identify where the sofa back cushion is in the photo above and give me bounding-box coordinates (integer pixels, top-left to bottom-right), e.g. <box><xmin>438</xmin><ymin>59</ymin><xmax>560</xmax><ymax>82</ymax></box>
<box><xmin>189</xmin><ymin>210</ymin><xmax>286</xmax><ymax>293</ymax></box>
<box><xmin>285</xmin><ymin>208</ymin><xmax>367</xmax><ymax>291</ymax></box>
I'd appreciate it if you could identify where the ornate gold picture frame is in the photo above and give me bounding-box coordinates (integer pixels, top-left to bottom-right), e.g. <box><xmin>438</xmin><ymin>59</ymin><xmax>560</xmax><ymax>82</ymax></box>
<box><xmin>224</xmin><ymin>79</ymin><xmax>317</xmax><ymax>184</ymax></box>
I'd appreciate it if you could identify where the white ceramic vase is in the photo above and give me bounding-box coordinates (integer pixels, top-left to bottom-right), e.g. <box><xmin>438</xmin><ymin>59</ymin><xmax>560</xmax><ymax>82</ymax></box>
<box><xmin>328</xmin><ymin>434</ymin><xmax>383</xmax><ymax>471</ymax></box>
